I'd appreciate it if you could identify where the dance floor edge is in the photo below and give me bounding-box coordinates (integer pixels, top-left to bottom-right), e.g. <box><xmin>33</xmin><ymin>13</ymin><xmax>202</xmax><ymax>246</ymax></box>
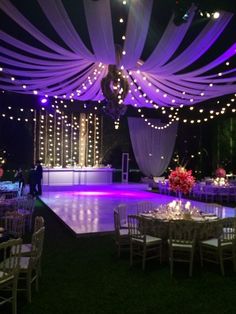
<box><xmin>39</xmin><ymin>183</ymin><xmax>236</xmax><ymax>237</ymax></box>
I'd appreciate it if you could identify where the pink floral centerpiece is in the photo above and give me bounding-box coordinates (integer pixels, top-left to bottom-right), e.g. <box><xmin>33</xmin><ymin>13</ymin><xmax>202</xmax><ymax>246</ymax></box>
<box><xmin>168</xmin><ymin>167</ymin><xmax>195</xmax><ymax>195</ymax></box>
<box><xmin>215</xmin><ymin>167</ymin><xmax>226</xmax><ymax>178</ymax></box>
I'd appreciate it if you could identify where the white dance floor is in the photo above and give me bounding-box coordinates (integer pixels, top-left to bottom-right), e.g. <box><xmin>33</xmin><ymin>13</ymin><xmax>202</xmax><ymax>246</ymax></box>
<box><xmin>40</xmin><ymin>183</ymin><xmax>236</xmax><ymax>236</ymax></box>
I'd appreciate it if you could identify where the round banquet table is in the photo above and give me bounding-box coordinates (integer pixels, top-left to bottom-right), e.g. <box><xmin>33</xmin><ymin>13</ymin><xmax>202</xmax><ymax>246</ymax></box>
<box><xmin>140</xmin><ymin>214</ymin><xmax>222</xmax><ymax>241</ymax></box>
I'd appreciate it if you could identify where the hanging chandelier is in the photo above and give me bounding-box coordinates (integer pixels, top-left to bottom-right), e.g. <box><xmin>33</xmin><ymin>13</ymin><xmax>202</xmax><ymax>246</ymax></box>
<box><xmin>101</xmin><ymin>64</ymin><xmax>129</xmax><ymax>120</ymax></box>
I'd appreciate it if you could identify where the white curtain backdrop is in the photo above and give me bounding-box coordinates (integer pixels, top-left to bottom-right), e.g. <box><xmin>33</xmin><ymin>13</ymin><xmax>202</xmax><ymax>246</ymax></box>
<box><xmin>128</xmin><ymin>118</ymin><xmax>178</xmax><ymax>177</ymax></box>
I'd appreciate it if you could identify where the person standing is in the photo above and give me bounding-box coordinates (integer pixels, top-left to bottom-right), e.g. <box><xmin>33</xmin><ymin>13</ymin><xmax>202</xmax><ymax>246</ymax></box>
<box><xmin>14</xmin><ymin>168</ymin><xmax>25</xmax><ymax>187</ymax></box>
<box><xmin>35</xmin><ymin>160</ymin><xmax>43</xmax><ymax>196</ymax></box>
<box><xmin>14</xmin><ymin>167</ymin><xmax>25</xmax><ymax>195</ymax></box>
<box><xmin>28</xmin><ymin>164</ymin><xmax>37</xmax><ymax>196</ymax></box>
<box><xmin>0</xmin><ymin>164</ymin><xmax>4</xmax><ymax>181</ymax></box>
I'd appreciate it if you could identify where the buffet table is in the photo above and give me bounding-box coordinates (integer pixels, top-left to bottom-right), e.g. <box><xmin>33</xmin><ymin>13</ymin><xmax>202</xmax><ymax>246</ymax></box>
<box><xmin>42</xmin><ymin>167</ymin><xmax>113</xmax><ymax>186</ymax></box>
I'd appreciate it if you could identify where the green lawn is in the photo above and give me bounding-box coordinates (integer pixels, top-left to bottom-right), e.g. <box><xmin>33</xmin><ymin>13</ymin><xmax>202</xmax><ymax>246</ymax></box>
<box><xmin>5</xmin><ymin>199</ymin><xmax>236</xmax><ymax>314</ymax></box>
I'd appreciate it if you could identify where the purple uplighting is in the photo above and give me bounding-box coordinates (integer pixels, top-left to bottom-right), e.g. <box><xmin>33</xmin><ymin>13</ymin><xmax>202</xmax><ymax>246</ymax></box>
<box><xmin>73</xmin><ymin>190</ymin><xmax>145</xmax><ymax>197</ymax></box>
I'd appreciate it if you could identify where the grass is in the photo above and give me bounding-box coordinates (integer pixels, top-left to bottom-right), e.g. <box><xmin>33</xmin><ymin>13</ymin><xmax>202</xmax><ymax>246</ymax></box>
<box><xmin>3</xmin><ymin>199</ymin><xmax>236</xmax><ymax>314</ymax></box>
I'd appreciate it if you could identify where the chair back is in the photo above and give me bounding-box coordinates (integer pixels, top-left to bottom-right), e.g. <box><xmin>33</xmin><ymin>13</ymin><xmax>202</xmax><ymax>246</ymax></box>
<box><xmin>116</xmin><ymin>204</ymin><xmax>127</xmax><ymax>227</ymax></box>
<box><xmin>114</xmin><ymin>210</ymin><xmax>120</xmax><ymax>234</ymax></box>
<box><xmin>229</xmin><ymin>187</ymin><xmax>236</xmax><ymax>202</ymax></box>
<box><xmin>113</xmin><ymin>210</ymin><xmax>127</xmax><ymax>242</ymax></box>
<box><xmin>0</xmin><ymin>238</ymin><xmax>22</xmax><ymax>282</ymax></box>
<box><xmin>198</xmin><ymin>219</ymin><xmax>221</xmax><ymax>241</ymax></box>
<box><xmin>30</xmin><ymin>227</ymin><xmax>45</xmax><ymax>266</ymax></box>
<box><xmin>34</xmin><ymin>216</ymin><xmax>45</xmax><ymax>232</ymax></box>
<box><xmin>16</xmin><ymin>195</ymin><xmax>35</xmax><ymax>212</ymax></box>
<box><xmin>202</xmin><ymin>203</ymin><xmax>223</xmax><ymax>218</ymax></box>
<box><xmin>144</xmin><ymin>218</ymin><xmax>169</xmax><ymax>239</ymax></box>
<box><xmin>169</xmin><ymin>220</ymin><xmax>197</xmax><ymax>245</ymax></box>
<box><xmin>0</xmin><ymin>194</ymin><xmax>6</xmax><ymax>201</ymax></box>
<box><xmin>136</xmin><ymin>201</ymin><xmax>154</xmax><ymax>215</ymax></box>
<box><xmin>220</xmin><ymin>217</ymin><xmax>236</xmax><ymax>243</ymax></box>
<box><xmin>128</xmin><ymin>215</ymin><xmax>144</xmax><ymax>241</ymax></box>
<box><xmin>5</xmin><ymin>191</ymin><xmax>18</xmax><ymax>200</ymax></box>
<box><xmin>4</xmin><ymin>211</ymin><xmax>25</xmax><ymax>237</ymax></box>
<box><xmin>204</xmin><ymin>186</ymin><xmax>217</xmax><ymax>195</ymax></box>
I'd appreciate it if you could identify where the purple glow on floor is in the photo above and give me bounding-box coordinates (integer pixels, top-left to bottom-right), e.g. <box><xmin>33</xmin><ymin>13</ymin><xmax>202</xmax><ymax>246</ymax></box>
<box><xmin>72</xmin><ymin>191</ymin><xmax>142</xmax><ymax>197</ymax></box>
<box><xmin>40</xmin><ymin>184</ymin><xmax>236</xmax><ymax>236</ymax></box>
<box><xmin>74</xmin><ymin>191</ymin><xmax>111</xmax><ymax>196</ymax></box>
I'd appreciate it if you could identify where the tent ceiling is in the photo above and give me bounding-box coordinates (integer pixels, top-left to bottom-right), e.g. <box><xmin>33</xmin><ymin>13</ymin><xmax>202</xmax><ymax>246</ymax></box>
<box><xmin>0</xmin><ymin>0</ymin><xmax>235</xmax><ymax>108</ymax></box>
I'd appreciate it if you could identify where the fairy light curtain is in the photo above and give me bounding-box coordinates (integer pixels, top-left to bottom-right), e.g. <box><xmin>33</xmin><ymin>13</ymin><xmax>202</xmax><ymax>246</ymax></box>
<box><xmin>36</xmin><ymin>111</ymin><xmax>101</xmax><ymax>168</ymax></box>
<box><xmin>0</xmin><ymin>0</ymin><xmax>235</xmax><ymax>107</ymax></box>
<box><xmin>128</xmin><ymin>118</ymin><xmax>178</xmax><ymax>177</ymax></box>
<box><xmin>0</xmin><ymin>101</ymin><xmax>102</xmax><ymax>168</ymax></box>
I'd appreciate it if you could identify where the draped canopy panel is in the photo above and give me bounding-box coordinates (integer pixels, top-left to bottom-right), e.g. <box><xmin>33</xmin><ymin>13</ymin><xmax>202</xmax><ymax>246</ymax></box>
<box><xmin>0</xmin><ymin>0</ymin><xmax>235</xmax><ymax>108</ymax></box>
<box><xmin>128</xmin><ymin>118</ymin><xmax>178</xmax><ymax>177</ymax></box>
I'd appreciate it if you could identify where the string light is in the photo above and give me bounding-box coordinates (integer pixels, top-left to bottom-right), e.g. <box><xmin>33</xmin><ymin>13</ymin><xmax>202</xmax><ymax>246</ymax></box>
<box><xmin>39</xmin><ymin>111</ymin><xmax>46</xmax><ymax>162</ymax></box>
<box><xmin>87</xmin><ymin>113</ymin><xmax>93</xmax><ymax>167</ymax></box>
<box><xmin>79</xmin><ymin>114</ymin><xmax>86</xmax><ymax>167</ymax></box>
<box><xmin>178</xmin><ymin>96</ymin><xmax>236</xmax><ymax>124</ymax></box>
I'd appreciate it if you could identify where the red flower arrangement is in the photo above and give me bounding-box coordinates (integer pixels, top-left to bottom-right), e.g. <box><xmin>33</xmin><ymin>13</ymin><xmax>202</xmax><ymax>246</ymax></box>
<box><xmin>215</xmin><ymin>167</ymin><xmax>226</xmax><ymax>178</ymax></box>
<box><xmin>168</xmin><ymin>167</ymin><xmax>195</xmax><ymax>195</ymax></box>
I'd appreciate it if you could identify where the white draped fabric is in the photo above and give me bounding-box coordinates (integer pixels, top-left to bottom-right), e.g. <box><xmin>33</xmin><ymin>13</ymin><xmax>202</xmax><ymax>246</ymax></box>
<box><xmin>0</xmin><ymin>0</ymin><xmax>76</xmax><ymax>57</ymax></box>
<box><xmin>38</xmin><ymin>0</ymin><xmax>94</xmax><ymax>60</ymax></box>
<box><xmin>154</xmin><ymin>12</ymin><xmax>233</xmax><ymax>76</ymax></box>
<box><xmin>128</xmin><ymin>118</ymin><xmax>178</xmax><ymax>177</ymax></box>
<box><xmin>0</xmin><ymin>0</ymin><xmax>235</xmax><ymax>106</ymax></box>
<box><xmin>84</xmin><ymin>0</ymin><xmax>116</xmax><ymax>64</ymax></box>
<box><xmin>141</xmin><ymin>6</ymin><xmax>196</xmax><ymax>73</ymax></box>
<box><xmin>121</xmin><ymin>0</ymin><xmax>153</xmax><ymax>68</ymax></box>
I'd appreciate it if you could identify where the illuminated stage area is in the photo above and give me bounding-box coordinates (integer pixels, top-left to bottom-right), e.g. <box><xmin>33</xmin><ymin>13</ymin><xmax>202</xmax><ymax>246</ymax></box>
<box><xmin>40</xmin><ymin>184</ymin><xmax>236</xmax><ymax>236</ymax></box>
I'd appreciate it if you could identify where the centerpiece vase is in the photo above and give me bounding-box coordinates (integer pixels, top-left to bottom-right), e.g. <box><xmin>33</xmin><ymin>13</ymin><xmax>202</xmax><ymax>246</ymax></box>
<box><xmin>177</xmin><ymin>190</ymin><xmax>182</xmax><ymax>201</ymax></box>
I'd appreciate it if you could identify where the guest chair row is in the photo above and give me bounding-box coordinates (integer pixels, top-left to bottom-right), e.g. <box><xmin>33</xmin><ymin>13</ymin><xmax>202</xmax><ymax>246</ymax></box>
<box><xmin>0</xmin><ymin>216</ymin><xmax>45</xmax><ymax>314</ymax></box>
<box><xmin>0</xmin><ymin>195</ymin><xmax>36</xmax><ymax>238</ymax></box>
<box><xmin>114</xmin><ymin>205</ymin><xmax>236</xmax><ymax>277</ymax></box>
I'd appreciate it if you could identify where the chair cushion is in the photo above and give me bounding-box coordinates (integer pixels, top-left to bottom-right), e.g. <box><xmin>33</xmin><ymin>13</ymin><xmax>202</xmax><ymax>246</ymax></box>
<box><xmin>0</xmin><ymin>257</ymin><xmax>30</xmax><ymax>270</ymax></box>
<box><xmin>0</xmin><ymin>271</ymin><xmax>14</xmax><ymax>284</ymax></box>
<box><xmin>0</xmin><ymin>270</ymin><xmax>11</xmax><ymax>278</ymax></box>
<box><xmin>132</xmin><ymin>234</ymin><xmax>161</xmax><ymax>244</ymax></box>
<box><xmin>19</xmin><ymin>257</ymin><xmax>30</xmax><ymax>269</ymax></box>
<box><xmin>171</xmin><ymin>243</ymin><xmax>193</xmax><ymax>248</ymax></box>
<box><xmin>11</xmin><ymin>243</ymin><xmax>32</xmax><ymax>255</ymax></box>
<box><xmin>201</xmin><ymin>238</ymin><xmax>233</xmax><ymax>247</ymax></box>
<box><xmin>21</xmin><ymin>244</ymin><xmax>32</xmax><ymax>254</ymax></box>
<box><xmin>120</xmin><ymin>229</ymin><xmax>129</xmax><ymax>236</ymax></box>
<box><xmin>146</xmin><ymin>235</ymin><xmax>162</xmax><ymax>244</ymax></box>
<box><xmin>167</xmin><ymin>239</ymin><xmax>193</xmax><ymax>248</ymax></box>
<box><xmin>18</xmin><ymin>209</ymin><xmax>30</xmax><ymax>215</ymax></box>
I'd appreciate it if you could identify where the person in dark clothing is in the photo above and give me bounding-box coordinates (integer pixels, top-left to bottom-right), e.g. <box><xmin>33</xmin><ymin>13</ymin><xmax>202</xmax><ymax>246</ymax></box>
<box><xmin>0</xmin><ymin>164</ymin><xmax>4</xmax><ymax>181</ymax></box>
<box><xmin>35</xmin><ymin>160</ymin><xmax>43</xmax><ymax>196</ymax></box>
<box><xmin>14</xmin><ymin>167</ymin><xmax>25</xmax><ymax>196</ymax></box>
<box><xmin>14</xmin><ymin>168</ymin><xmax>25</xmax><ymax>187</ymax></box>
<box><xmin>28</xmin><ymin>164</ymin><xmax>37</xmax><ymax>196</ymax></box>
